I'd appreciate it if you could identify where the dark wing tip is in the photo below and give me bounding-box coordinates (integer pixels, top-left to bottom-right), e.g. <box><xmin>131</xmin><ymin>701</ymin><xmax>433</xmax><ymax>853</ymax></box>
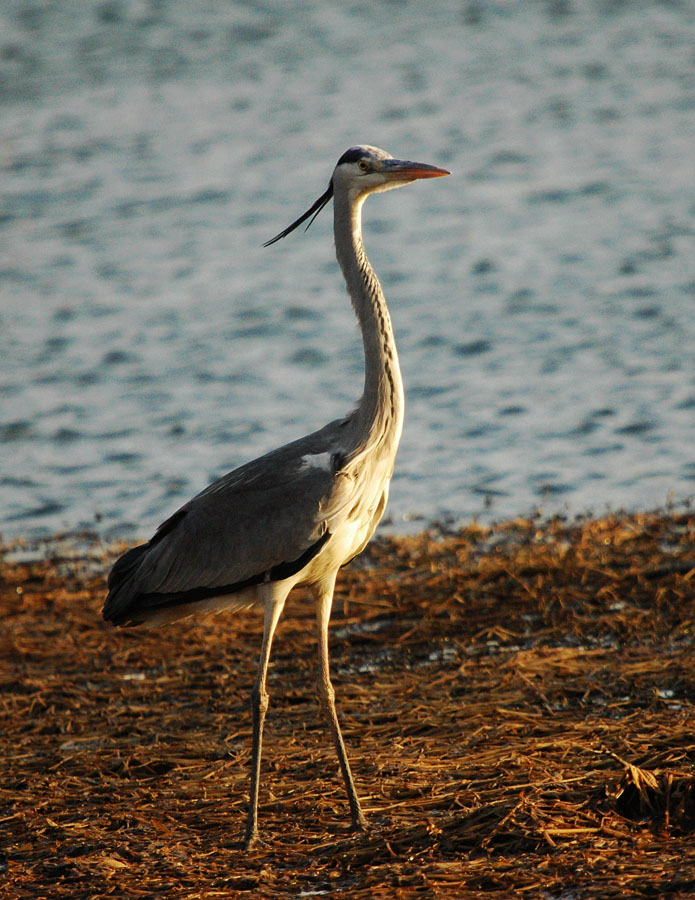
<box><xmin>103</xmin><ymin>509</ymin><xmax>190</xmax><ymax>625</ymax></box>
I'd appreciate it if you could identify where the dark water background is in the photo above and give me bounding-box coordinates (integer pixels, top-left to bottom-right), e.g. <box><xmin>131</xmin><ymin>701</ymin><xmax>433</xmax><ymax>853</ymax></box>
<box><xmin>1</xmin><ymin>1</ymin><xmax>694</xmax><ymax>540</ymax></box>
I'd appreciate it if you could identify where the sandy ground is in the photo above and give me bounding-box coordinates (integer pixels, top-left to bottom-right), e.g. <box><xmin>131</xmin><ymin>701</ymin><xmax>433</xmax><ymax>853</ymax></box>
<box><xmin>2</xmin><ymin>508</ymin><xmax>695</xmax><ymax>898</ymax></box>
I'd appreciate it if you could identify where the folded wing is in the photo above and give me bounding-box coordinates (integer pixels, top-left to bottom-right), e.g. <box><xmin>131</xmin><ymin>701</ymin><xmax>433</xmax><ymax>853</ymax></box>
<box><xmin>104</xmin><ymin>426</ymin><xmax>355</xmax><ymax>625</ymax></box>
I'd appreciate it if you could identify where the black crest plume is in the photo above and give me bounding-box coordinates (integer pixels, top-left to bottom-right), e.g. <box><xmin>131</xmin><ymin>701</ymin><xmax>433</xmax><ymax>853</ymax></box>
<box><xmin>263</xmin><ymin>181</ymin><xmax>334</xmax><ymax>247</ymax></box>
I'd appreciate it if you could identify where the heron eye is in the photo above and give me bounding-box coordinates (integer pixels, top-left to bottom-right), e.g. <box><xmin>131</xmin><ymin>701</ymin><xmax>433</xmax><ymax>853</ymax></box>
<box><xmin>358</xmin><ymin>161</ymin><xmax>369</xmax><ymax>172</ymax></box>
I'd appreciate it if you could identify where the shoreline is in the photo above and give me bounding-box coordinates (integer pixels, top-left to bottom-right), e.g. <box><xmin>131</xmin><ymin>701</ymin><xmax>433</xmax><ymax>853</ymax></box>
<box><xmin>2</xmin><ymin>496</ymin><xmax>693</xmax><ymax>556</ymax></box>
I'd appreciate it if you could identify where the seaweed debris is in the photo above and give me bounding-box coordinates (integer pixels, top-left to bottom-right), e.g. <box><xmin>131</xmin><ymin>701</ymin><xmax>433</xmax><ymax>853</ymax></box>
<box><xmin>2</xmin><ymin>508</ymin><xmax>694</xmax><ymax>898</ymax></box>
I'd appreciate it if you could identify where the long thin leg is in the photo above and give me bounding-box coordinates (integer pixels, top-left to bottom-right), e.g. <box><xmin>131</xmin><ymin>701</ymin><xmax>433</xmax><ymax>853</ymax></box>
<box><xmin>316</xmin><ymin>577</ymin><xmax>368</xmax><ymax>832</ymax></box>
<box><xmin>244</xmin><ymin>584</ymin><xmax>288</xmax><ymax>850</ymax></box>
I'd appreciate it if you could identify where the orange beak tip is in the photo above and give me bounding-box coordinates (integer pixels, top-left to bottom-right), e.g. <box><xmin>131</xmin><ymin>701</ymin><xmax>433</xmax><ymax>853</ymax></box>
<box><xmin>408</xmin><ymin>165</ymin><xmax>451</xmax><ymax>180</ymax></box>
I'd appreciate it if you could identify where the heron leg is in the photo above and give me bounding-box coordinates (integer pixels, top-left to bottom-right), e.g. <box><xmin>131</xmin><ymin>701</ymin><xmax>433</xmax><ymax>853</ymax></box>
<box><xmin>316</xmin><ymin>580</ymin><xmax>368</xmax><ymax>832</ymax></box>
<box><xmin>244</xmin><ymin>584</ymin><xmax>288</xmax><ymax>850</ymax></box>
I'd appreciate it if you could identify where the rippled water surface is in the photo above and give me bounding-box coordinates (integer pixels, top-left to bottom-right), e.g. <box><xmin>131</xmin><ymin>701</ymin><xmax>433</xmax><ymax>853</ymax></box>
<box><xmin>1</xmin><ymin>1</ymin><xmax>694</xmax><ymax>540</ymax></box>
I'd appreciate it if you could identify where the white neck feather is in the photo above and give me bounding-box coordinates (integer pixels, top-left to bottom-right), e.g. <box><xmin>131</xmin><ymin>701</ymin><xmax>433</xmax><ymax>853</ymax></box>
<box><xmin>333</xmin><ymin>190</ymin><xmax>405</xmax><ymax>462</ymax></box>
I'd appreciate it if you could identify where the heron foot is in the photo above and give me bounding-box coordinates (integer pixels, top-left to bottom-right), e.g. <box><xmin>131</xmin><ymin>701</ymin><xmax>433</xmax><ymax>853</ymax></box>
<box><xmin>350</xmin><ymin>813</ymin><xmax>368</xmax><ymax>834</ymax></box>
<box><xmin>242</xmin><ymin>828</ymin><xmax>266</xmax><ymax>852</ymax></box>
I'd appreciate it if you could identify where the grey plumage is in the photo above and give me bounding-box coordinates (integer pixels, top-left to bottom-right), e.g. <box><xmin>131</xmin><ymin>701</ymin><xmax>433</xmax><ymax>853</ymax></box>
<box><xmin>103</xmin><ymin>145</ymin><xmax>449</xmax><ymax>848</ymax></box>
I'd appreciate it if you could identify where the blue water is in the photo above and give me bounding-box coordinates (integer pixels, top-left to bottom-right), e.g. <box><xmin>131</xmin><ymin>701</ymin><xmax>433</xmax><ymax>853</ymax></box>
<box><xmin>1</xmin><ymin>1</ymin><xmax>694</xmax><ymax>540</ymax></box>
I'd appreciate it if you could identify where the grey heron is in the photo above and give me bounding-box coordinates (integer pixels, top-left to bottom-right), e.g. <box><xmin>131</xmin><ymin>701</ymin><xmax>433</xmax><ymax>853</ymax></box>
<box><xmin>103</xmin><ymin>145</ymin><xmax>450</xmax><ymax>849</ymax></box>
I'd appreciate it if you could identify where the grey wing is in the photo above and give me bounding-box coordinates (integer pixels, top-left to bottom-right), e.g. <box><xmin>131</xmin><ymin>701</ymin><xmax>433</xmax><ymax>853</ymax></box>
<box><xmin>147</xmin><ymin>457</ymin><xmax>337</xmax><ymax>591</ymax></box>
<box><xmin>104</xmin><ymin>433</ymin><xmax>353</xmax><ymax>624</ymax></box>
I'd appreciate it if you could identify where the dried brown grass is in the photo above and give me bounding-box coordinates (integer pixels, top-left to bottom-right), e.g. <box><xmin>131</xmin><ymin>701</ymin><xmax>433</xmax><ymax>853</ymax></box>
<box><xmin>1</xmin><ymin>508</ymin><xmax>694</xmax><ymax>898</ymax></box>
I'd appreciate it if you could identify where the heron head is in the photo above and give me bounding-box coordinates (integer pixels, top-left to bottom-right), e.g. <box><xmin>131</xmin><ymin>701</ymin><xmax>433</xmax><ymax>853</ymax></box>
<box><xmin>263</xmin><ymin>145</ymin><xmax>449</xmax><ymax>246</ymax></box>
<box><xmin>333</xmin><ymin>145</ymin><xmax>450</xmax><ymax>197</ymax></box>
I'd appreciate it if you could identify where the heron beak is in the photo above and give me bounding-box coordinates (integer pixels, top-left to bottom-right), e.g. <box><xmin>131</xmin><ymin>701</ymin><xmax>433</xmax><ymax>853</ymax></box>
<box><xmin>381</xmin><ymin>159</ymin><xmax>451</xmax><ymax>181</ymax></box>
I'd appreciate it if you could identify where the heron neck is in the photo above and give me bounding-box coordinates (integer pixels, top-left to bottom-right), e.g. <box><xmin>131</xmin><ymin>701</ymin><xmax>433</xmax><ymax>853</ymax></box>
<box><xmin>333</xmin><ymin>191</ymin><xmax>405</xmax><ymax>455</ymax></box>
